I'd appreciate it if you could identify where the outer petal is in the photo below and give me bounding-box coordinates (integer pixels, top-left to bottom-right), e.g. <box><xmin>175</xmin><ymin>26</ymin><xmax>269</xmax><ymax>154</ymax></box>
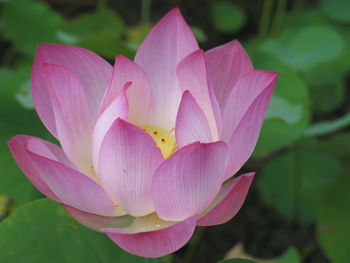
<box><xmin>7</xmin><ymin>135</ymin><xmax>65</xmax><ymax>200</ymax></box>
<box><xmin>225</xmin><ymin>77</ymin><xmax>277</xmax><ymax>179</ymax></box>
<box><xmin>177</xmin><ymin>50</ymin><xmax>221</xmax><ymax>140</ymax></box>
<box><xmin>31</xmin><ymin>44</ymin><xmax>112</xmax><ymax>137</ymax></box>
<box><xmin>25</xmin><ymin>145</ymin><xmax>119</xmax><ymax>216</ymax></box>
<box><xmin>92</xmin><ymin>85</ymin><xmax>129</xmax><ymax>170</ymax></box>
<box><xmin>134</xmin><ymin>8</ymin><xmax>199</xmax><ymax>130</ymax></box>
<box><xmin>63</xmin><ymin>205</ymin><xmax>133</xmax><ymax>231</ymax></box>
<box><xmin>175</xmin><ymin>91</ymin><xmax>212</xmax><ymax>147</ymax></box>
<box><xmin>197</xmin><ymin>173</ymin><xmax>254</xmax><ymax>226</ymax></box>
<box><xmin>152</xmin><ymin>141</ymin><xmax>228</xmax><ymax>221</ymax></box>
<box><xmin>205</xmin><ymin>40</ymin><xmax>253</xmax><ymax>112</ymax></box>
<box><xmin>104</xmin><ymin>216</ymin><xmax>197</xmax><ymax>258</ymax></box>
<box><xmin>42</xmin><ymin>63</ymin><xmax>94</xmax><ymax>176</ymax></box>
<box><xmin>98</xmin><ymin>119</ymin><xmax>163</xmax><ymax>217</ymax></box>
<box><xmin>100</xmin><ymin>56</ymin><xmax>152</xmax><ymax>125</ymax></box>
<box><xmin>221</xmin><ymin>70</ymin><xmax>278</xmax><ymax>142</ymax></box>
<box><xmin>66</xmin><ymin>205</ymin><xmax>175</xmax><ymax>235</ymax></box>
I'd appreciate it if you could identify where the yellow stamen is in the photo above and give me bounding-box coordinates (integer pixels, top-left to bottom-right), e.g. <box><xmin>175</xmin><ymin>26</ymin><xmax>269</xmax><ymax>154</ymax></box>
<box><xmin>140</xmin><ymin>125</ymin><xmax>177</xmax><ymax>159</ymax></box>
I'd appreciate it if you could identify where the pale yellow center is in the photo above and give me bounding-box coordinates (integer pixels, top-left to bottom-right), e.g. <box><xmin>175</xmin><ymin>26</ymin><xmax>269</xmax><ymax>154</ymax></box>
<box><xmin>140</xmin><ymin>125</ymin><xmax>178</xmax><ymax>159</ymax></box>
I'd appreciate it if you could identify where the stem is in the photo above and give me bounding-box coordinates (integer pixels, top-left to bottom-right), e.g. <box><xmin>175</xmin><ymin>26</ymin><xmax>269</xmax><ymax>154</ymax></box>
<box><xmin>304</xmin><ymin>111</ymin><xmax>350</xmax><ymax>137</ymax></box>
<box><xmin>270</xmin><ymin>0</ymin><xmax>287</xmax><ymax>36</ymax></box>
<box><xmin>183</xmin><ymin>227</ymin><xmax>205</xmax><ymax>263</ymax></box>
<box><xmin>140</xmin><ymin>0</ymin><xmax>152</xmax><ymax>24</ymax></box>
<box><xmin>256</xmin><ymin>0</ymin><xmax>275</xmax><ymax>44</ymax></box>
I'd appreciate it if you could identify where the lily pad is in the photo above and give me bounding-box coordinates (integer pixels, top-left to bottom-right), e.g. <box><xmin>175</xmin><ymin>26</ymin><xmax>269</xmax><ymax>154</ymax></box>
<box><xmin>210</xmin><ymin>1</ymin><xmax>246</xmax><ymax>33</ymax></box>
<box><xmin>258</xmin><ymin>149</ymin><xmax>345</xmax><ymax>224</ymax></box>
<box><xmin>317</xmin><ymin>175</ymin><xmax>350</xmax><ymax>263</ymax></box>
<box><xmin>0</xmin><ymin>199</ymin><xmax>165</xmax><ymax>263</ymax></box>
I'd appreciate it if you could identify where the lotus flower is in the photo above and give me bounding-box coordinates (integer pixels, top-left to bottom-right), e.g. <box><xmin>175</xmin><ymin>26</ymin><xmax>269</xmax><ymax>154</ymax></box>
<box><xmin>8</xmin><ymin>8</ymin><xmax>277</xmax><ymax>258</ymax></box>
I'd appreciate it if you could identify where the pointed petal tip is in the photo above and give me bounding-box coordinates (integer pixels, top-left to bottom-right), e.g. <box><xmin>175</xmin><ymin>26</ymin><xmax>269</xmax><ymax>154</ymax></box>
<box><xmin>166</xmin><ymin>7</ymin><xmax>183</xmax><ymax>19</ymax></box>
<box><xmin>243</xmin><ymin>172</ymin><xmax>255</xmax><ymax>178</ymax></box>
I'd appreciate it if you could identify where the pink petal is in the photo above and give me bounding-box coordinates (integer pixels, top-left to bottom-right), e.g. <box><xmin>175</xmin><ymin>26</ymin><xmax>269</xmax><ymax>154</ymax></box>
<box><xmin>63</xmin><ymin>205</ymin><xmax>132</xmax><ymax>231</ymax></box>
<box><xmin>225</xmin><ymin>76</ymin><xmax>277</xmax><ymax>179</ymax></box>
<box><xmin>176</xmin><ymin>49</ymin><xmax>221</xmax><ymax>140</ymax></box>
<box><xmin>98</xmin><ymin>119</ymin><xmax>163</xmax><ymax>217</ymax></box>
<box><xmin>221</xmin><ymin>70</ymin><xmax>278</xmax><ymax>142</ymax></box>
<box><xmin>42</xmin><ymin>63</ymin><xmax>93</xmax><ymax>176</ymax></box>
<box><xmin>26</xmin><ymin>145</ymin><xmax>118</xmax><ymax>216</ymax></box>
<box><xmin>104</xmin><ymin>216</ymin><xmax>196</xmax><ymax>258</ymax></box>
<box><xmin>72</xmin><ymin>209</ymin><xmax>176</xmax><ymax>235</ymax></box>
<box><xmin>175</xmin><ymin>91</ymin><xmax>212</xmax><ymax>147</ymax></box>
<box><xmin>92</xmin><ymin>85</ymin><xmax>129</xmax><ymax>170</ymax></box>
<box><xmin>101</xmin><ymin>213</ymin><xmax>175</xmax><ymax>235</ymax></box>
<box><xmin>152</xmin><ymin>141</ymin><xmax>228</xmax><ymax>221</ymax></box>
<box><xmin>205</xmin><ymin>40</ymin><xmax>253</xmax><ymax>112</ymax></box>
<box><xmin>7</xmin><ymin>135</ymin><xmax>64</xmax><ymax>200</ymax></box>
<box><xmin>31</xmin><ymin>44</ymin><xmax>112</xmax><ymax>137</ymax></box>
<box><xmin>99</xmin><ymin>56</ymin><xmax>152</xmax><ymax>125</ymax></box>
<box><xmin>197</xmin><ymin>173</ymin><xmax>254</xmax><ymax>226</ymax></box>
<box><xmin>134</xmin><ymin>8</ymin><xmax>199</xmax><ymax>130</ymax></box>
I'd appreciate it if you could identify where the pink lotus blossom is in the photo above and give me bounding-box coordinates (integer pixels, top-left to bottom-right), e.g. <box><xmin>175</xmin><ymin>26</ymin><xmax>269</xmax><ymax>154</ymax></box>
<box><xmin>8</xmin><ymin>8</ymin><xmax>277</xmax><ymax>258</ymax></box>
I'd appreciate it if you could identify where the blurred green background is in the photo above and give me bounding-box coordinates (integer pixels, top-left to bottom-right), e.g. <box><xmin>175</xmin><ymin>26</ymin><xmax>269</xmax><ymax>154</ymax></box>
<box><xmin>0</xmin><ymin>0</ymin><xmax>349</xmax><ymax>262</ymax></box>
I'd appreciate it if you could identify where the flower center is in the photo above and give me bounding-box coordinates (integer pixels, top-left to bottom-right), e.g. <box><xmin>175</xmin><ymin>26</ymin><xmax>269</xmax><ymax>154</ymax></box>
<box><xmin>140</xmin><ymin>125</ymin><xmax>178</xmax><ymax>159</ymax></box>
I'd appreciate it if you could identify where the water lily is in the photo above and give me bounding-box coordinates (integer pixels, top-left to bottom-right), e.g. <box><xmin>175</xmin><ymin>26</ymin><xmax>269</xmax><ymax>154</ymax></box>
<box><xmin>8</xmin><ymin>8</ymin><xmax>277</xmax><ymax>258</ymax></box>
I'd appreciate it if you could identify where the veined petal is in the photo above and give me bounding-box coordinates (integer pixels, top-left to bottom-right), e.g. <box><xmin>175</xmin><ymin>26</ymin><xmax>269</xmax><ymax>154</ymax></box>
<box><xmin>100</xmin><ymin>56</ymin><xmax>152</xmax><ymax>125</ymax></box>
<box><xmin>225</xmin><ymin>77</ymin><xmax>277</xmax><ymax>179</ymax></box>
<box><xmin>205</xmin><ymin>40</ymin><xmax>253</xmax><ymax>112</ymax></box>
<box><xmin>7</xmin><ymin>135</ymin><xmax>65</xmax><ymax>200</ymax></box>
<box><xmin>31</xmin><ymin>44</ymin><xmax>112</xmax><ymax>137</ymax></box>
<box><xmin>197</xmin><ymin>173</ymin><xmax>254</xmax><ymax>226</ymax></box>
<box><xmin>221</xmin><ymin>70</ymin><xmax>278</xmax><ymax>142</ymax></box>
<box><xmin>134</xmin><ymin>8</ymin><xmax>199</xmax><ymax>130</ymax></box>
<box><xmin>176</xmin><ymin>50</ymin><xmax>221</xmax><ymax>140</ymax></box>
<box><xmin>104</xmin><ymin>216</ymin><xmax>196</xmax><ymax>258</ymax></box>
<box><xmin>152</xmin><ymin>141</ymin><xmax>228</xmax><ymax>221</ymax></box>
<box><xmin>70</xmin><ymin>207</ymin><xmax>175</xmax><ymax>235</ymax></box>
<box><xmin>175</xmin><ymin>91</ymin><xmax>212</xmax><ymax>147</ymax></box>
<box><xmin>26</xmin><ymin>146</ymin><xmax>119</xmax><ymax>216</ymax></box>
<box><xmin>63</xmin><ymin>205</ymin><xmax>133</xmax><ymax>231</ymax></box>
<box><xmin>98</xmin><ymin>119</ymin><xmax>163</xmax><ymax>217</ymax></box>
<box><xmin>92</xmin><ymin>86</ymin><xmax>129</xmax><ymax>170</ymax></box>
<box><xmin>42</xmin><ymin>63</ymin><xmax>94</xmax><ymax>177</ymax></box>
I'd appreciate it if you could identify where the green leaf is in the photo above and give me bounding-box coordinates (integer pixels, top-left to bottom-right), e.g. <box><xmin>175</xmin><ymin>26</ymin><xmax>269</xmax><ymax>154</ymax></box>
<box><xmin>191</xmin><ymin>26</ymin><xmax>207</xmax><ymax>43</ymax></box>
<box><xmin>60</xmin><ymin>8</ymin><xmax>124</xmax><ymax>43</ymax></box>
<box><xmin>276</xmin><ymin>247</ymin><xmax>301</xmax><ymax>263</ymax></box>
<box><xmin>285</xmin><ymin>25</ymin><xmax>345</xmax><ymax>70</ymax></box>
<box><xmin>258</xmin><ymin>149</ymin><xmax>345</xmax><ymax>224</ymax></box>
<box><xmin>0</xmin><ymin>195</ymin><xmax>10</xmax><ymax>220</ymax></box>
<box><xmin>0</xmin><ymin>199</ymin><xmax>165</xmax><ymax>263</ymax></box>
<box><xmin>250</xmin><ymin>52</ymin><xmax>310</xmax><ymax>157</ymax></box>
<box><xmin>0</xmin><ymin>68</ymin><xmax>50</xmax><ymax>203</ymax></box>
<box><xmin>217</xmin><ymin>259</ymin><xmax>256</xmax><ymax>263</ymax></box>
<box><xmin>305</xmin><ymin>132</ymin><xmax>350</xmax><ymax>162</ymax></box>
<box><xmin>127</xmin><ymin>23</ymin><xmax>153</xmax><ymax>47</ymax></box>
<box><xmin>15</xmin><ymin>79</ymin><xmax>34</xmax><ymax>110</ymax></box>
<box><xmin>260</xmin><ymin>25</ymin><xmax>345</xmax><ymax>71</ymax></box>
<box><xmin>210</xmin><ymin>1</ymin><xmax>246</xmax><ymax>33</ymax></box>
<box><xmin>2</xmin><ymin>0</ymin><xmax>65</xmax><ymax>55</ymax></box>
<box><xmin>304</xmin><ymin>111</ymin><xmax>350</xmax><ymax>137</ymax></box>
<box><xmin>77</xmin><ymin>32</ymin><xmax>135</xmax><ymax>60</ymax></box>
<box><xmin>321</xmin><ymin>0</ymin><xmax>350</xmax><ymax>23</ymax></box>
<box><xmin>265</xmin><ymin>96</ymin><xmax>303</xmax><ymax>125</ymax></box>
<box><xmin>308</xmin><ymin>79</ymin><xmax>346</xmax><ymax>114</ymax></box>
<box><xmin>317</xmin><ymin>175</ymin><xmax>350</xmax><ymax>263</ymax></box>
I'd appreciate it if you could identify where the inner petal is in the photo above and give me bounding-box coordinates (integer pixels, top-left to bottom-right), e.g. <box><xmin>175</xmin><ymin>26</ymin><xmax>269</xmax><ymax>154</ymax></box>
<box><xmin>140</xmin><ymin>125</ymin><xmax>177</xmax><ymax>159</ymax></box>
